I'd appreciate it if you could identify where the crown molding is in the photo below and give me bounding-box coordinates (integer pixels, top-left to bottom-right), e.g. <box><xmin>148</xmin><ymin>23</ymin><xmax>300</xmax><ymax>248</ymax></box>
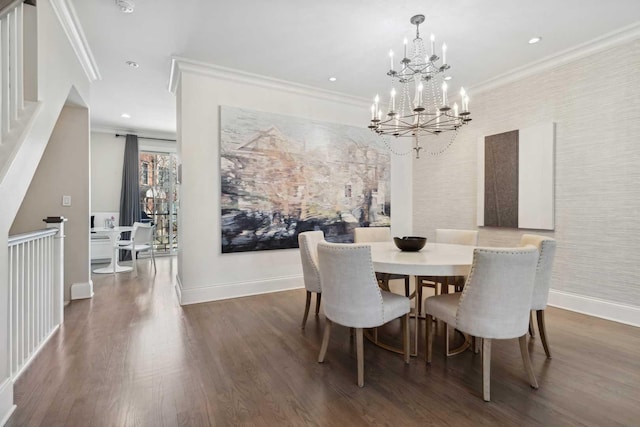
<box><xmin>168</xmin><ymin>56</ymin><xmax>369</xmax><ymax>108</ymax></box>
<box><xmin>49</xmin><ymin>0</ymin><xmax>101</xmax><ymax>82</ymax></box>
<box><xmin>471</xmin><ymin>21</ymin><xmax>640</xmax><ymax>95</ymax></box>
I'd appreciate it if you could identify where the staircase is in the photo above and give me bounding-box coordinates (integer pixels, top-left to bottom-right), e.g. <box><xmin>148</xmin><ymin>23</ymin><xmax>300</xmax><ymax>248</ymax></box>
<box><xmin>0</xmin><ymin>0</ymin><xmax>95</xmax><ymax>424</ymax></box>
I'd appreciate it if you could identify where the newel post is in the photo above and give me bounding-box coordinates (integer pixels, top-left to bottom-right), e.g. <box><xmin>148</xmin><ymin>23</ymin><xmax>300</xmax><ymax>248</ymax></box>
<box><xmin>43</xmin><ymin>216</ymin><xmax>67</xmax><ymax>325</ymax></box>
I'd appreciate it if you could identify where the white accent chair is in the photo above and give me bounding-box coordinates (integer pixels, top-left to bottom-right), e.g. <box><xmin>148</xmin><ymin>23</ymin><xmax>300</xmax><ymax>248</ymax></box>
<box><xmin>317</xmin><ymin>242</ymin><xmax>411</xmax><ymax>387</ymax></box>
<box><xmin>425</xmin><ymin>247</ymin><xmax>539</xmax><ymax>401</ymax></box>
<box><xmin>520</xmin><ymin>234</ymin><xmax>557</xmax><ymax>358</ymax></box>
<box><xmin>298</xmin><ymin>230</ymin><xmax>325</xmax><ymax>329</ymax></box>
<box><xmin>354</xmin><ymin>227</ymin><xmax>411</xmax><ymax>296</ymax></box>
<box><xmin>118</xmin><ymin>222</ymin><xmax>156</xmax><ymax>276</ymax></box>
<box><xmin>416</xmin><ymin>229</ymin><xmax>479</xmax><ymax>315</ymax></box>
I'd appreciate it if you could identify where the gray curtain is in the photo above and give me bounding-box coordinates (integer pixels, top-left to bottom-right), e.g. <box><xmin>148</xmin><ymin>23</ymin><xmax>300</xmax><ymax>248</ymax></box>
<box><xmin>119</xmin><ymin>134</ymin><xmax>140</xmax><ymax>261</ymax></box>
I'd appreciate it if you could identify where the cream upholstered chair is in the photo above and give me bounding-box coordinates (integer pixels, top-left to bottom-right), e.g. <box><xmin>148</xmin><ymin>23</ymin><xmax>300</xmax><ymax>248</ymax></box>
<box><xmin>298</xmin><ymin>230</ymin><xmax>325</xmax><ymax>329</ymax></box>
<box><xmin>118</xmin><ymin>222</ymin><xmax>156</xmax><ymax>276</ymax></box>
<box><xmin>317</xmin><ymin>241</ymin><xmax>410</xmax><ymax>387</ymax></box>
<box><xmin>425</xmin><ymin>246</ymin><xmax>539</xmax><ymax>401</ymax></box>
<box><xmin>354</xmin><ymin>227</ymin><xmax>411</xmax><ymax>296</ymax></box>
<box><xmin>416</xmin><ymin>229</ymin><xmax>478</xmax><ymax>314</ymax></box>
<box><xmin>520</xmin><ymin>234</ymin><xmax>557</xmax><ymax>358</ymax></box>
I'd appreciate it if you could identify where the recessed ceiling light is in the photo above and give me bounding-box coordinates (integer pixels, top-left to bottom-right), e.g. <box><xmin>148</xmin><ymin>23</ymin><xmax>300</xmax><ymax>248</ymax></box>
<box><xmin>444</xmin><ymin>76</ymin><xmax>452</xmax><ymax>81</ymax></box>
<box><xmin>121</xmin><ymin>113</ymin><xmax>131</xmax><ymax>119</ymax></box>
<box><xmin>328</xmin><ymin>77</ymin><xmax>337</xmax><ymax>82</ymax></box>
<box><xmin>115</xmin><ymin>0</ymin><xmax>135</xmax><ymax>13</ymax></box>
<box><xmin>125</xmin><ymin>61</ymin><xmax>139</xmax><ymax>68</ymax></box>
<box><xmin>528</xmin><ymin>37</ymin><xmax>542</xmax><ymax>44</ymax></box>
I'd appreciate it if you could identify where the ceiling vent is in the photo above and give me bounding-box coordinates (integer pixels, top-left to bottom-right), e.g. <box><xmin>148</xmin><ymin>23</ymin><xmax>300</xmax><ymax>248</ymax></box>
<box><xmin>115</xmin><ymin>0</ymin><xmax>135</xmax><ymax>13</ymax></box>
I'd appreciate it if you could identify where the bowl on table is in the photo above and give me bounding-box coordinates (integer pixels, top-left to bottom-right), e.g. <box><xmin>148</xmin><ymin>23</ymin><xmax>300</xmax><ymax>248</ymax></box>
<box><xmin>393</xmin><ymin>236</ymin><xmax>427</xmax><ymax>252</ymax></box>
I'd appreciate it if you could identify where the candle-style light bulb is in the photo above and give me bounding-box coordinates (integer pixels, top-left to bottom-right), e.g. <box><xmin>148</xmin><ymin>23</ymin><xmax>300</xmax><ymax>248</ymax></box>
<box><xmin>374</xmin><ymin>95</ymin><xmax>380</xmax><ymax>119</ymax></box>
<box><xmin>442</xmin><ymin>43</ymin><xmax>447</xmax><ymax>65</ymax></box>
<box><xmin>390</xmin><ymin>88</ymin><xmax>396</xmax><ymax>112</ymax></box>
<box><xmin>453</xmin><ymin>102</ymin><xmax>459</xmax><ymax>117</ymax></box>
<box><xmin>418</xmin><ymin>82</ymin><xmax>424</xmax><ymax>106</ymax></box>
<box><xmin>430</xmin><ymin>34</ymin><xmax>435</xmax><ymax>57</ymax></box>
<box><xmin>460</xmin><ymin>87</ymin><xmax>467</xmax><ymax>111</ymax></box>
<box><xmin>403</xmin><ymin>37</ymin><xmax>408</xmax><ymax>59</ymax></box>
<box><xmin>442</xmin><ymin>81</ymin><xmax>448</xmax><ymax>106</ymax></box>
<box><xmin>464</xmin><ymin>95</ymin><xmax>470</xmax><ymax>112</ymax></box>
<box><xmin>389</xmin><ymin>49</ymin><xmax>394</xmax><ymax>71</ymax></box>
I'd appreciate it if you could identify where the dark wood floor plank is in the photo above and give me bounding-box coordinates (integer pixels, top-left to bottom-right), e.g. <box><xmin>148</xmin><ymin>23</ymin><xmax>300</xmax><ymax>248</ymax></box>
<box><xmin>6</xmin><ymin>256</ymin><xmax>640</xmax><ymax>426</ymax></box>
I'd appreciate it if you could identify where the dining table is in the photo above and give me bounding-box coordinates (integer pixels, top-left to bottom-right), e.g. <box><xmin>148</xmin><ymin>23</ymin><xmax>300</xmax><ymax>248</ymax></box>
<box><xmin>367</xmin><ymin>241</ymin><xmax>476</xmax><ymax>356</ymax></box>
<box><xmin>91</xmin><ymin>226</ymin><xmax>134</xmax><ymax>274</ymax></box>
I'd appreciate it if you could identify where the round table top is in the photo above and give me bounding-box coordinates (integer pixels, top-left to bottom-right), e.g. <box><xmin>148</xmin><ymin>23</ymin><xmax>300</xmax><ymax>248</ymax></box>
<box><xmin>91</xmin><ymin>226</ymin><xmax>134</xmax><ymax>234</ymax></box>
<box><xmin>369</xmin><ymin>241</ymin><xmax>475</xmax><ymax>276</ymax></box>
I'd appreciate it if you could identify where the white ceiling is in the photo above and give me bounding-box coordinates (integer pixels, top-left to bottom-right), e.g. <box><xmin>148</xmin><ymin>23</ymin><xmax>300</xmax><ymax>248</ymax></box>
<box><xmin>72</xmin><ymin>0</ymin><xmax>640</xmax><ymax>138</ymax></box>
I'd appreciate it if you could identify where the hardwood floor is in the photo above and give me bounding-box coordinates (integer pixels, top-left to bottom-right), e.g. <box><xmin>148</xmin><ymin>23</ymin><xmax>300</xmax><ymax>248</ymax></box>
<box><xmin>7</xmin><ymin>256</ymin><xmax>640</xmax><ymax>426</ymax></box>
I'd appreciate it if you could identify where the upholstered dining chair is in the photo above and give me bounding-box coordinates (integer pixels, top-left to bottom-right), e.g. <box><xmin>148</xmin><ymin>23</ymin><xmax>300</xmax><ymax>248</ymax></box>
<box><xmin>298</xmin><ymin>230</ymin><xmax>325</xmax><ymax>329</ymax></box>
<box><xmin>520</xmin><ymin>234</ymin><xmax>557</xmax><ymax>358</ymax></box>
<box><xmin>425</xmin><ymin>246</ymin><xmax>539</xmax><ymax>401</ymax></box>
<box><xmin>317</xmin><ymin>241</ymin><xmax>411</xmax><ymax>387</ymax></box>
<box><xmin>118</xmin><ymin>222</ymin><xmax>156</xmax><ymax>276</ymax></box>
<box><xmin>354</xmin><ymin>227</ymin><xmax>411</xmax><ymax>296</ymax></box>
<box><xmin>416</xmin><ymin>229</ymin><xmax>478</xmax><ymax>315</ymax></box>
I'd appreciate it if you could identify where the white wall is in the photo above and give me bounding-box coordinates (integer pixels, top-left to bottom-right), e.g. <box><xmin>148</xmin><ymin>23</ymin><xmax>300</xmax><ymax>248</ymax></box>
<box><xmin>90</xmin><ymin>132</ymin><xmax>124</xmax><ymax>212</ymax></box>
<box><xmin>174</xmin><ymin>62</ymin><xmax>412</xmax><ymax>304</ymax></box>
<box><xmin>11</xmin><ymin>106</ymin><xmax>91</xmax><ymax>302</ymax></box>
<box><xmin>413</xmin><ymin>38</ymin><xmax>640</xmax><ymax>325</ymax></box>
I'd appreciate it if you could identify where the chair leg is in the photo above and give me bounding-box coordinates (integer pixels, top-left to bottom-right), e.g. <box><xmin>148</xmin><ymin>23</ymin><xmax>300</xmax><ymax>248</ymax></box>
<box><xmin>529</xmin><ymin>311</ymin><xmax>535</xmax><ymax>337</ymax></box>
<box><xmin>482</xmin><ymin>338</ymin><xmax>491</xmax><ymax>402</ymax></box>
<box><xmin>445</xmin><ymin>323</ymin><xmax>450</xmax><ymax>355</ymax></box>
<box><xmin>315</xmin><ymin>293</ymin><xmax>322</xmax><ymax>316</ymax></box>
<box><xmin>404</xmin><ymin>276</ymin><xmax>410</xmax><ymax>297</ymax></box>
<box><xmin>151</xmin><ymin>247</ymin><xmax>156</xmax><ymax>272</ymax></box>
<box><xmin>318</xmin><ymin>319</ymin><xmax>332</xmax><ymax>363</ymax></box>
<box><xmin>132</xmin><ymin>250</ymin><xmax>137</xmax><ymax>276</ymax></box>
<box><xmin>356</xmin><ymin>328</ymin><xmax>364</xmax><ymax>387</ymax></box>
<box><xmin>416</xmin><ymin>281</ymin><xmax>423</xmax><ymax>317</ymax></box>
<box><xmin>402</xmin><ymin>313</ymin><xmax>410</xmax><ymax>364</ymax></box>
<box><xmin>519</xmin><ymin>335</ymin><xmax>539</xmax><ymax>389</ymax></box>
<box><xmin>536</xmin><ymin>310</ymin><xmax>552</xmax><ymax>358</ymax></box>
<box><xmin>301</xmin><ymin>291</ymin><xmax>312</xmax><ymax>329</ymax></box>
<box><xmin>426</xmin><ymin>315</ymin><xmax>434</xmax><ymax>364</ymax></box>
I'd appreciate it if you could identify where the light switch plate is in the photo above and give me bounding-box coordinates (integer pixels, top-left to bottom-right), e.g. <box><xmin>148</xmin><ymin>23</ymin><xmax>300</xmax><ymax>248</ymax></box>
<box><xmin>62</xmin><ymin>195</ymin><xmax>71</xmax><ymax>206</ymax></box>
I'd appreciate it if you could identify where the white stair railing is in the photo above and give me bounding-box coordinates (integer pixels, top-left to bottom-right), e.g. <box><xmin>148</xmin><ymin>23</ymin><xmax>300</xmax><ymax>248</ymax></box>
<box><xmin>0</xmin><ymin>0</ymin><xmax>24</xmax><ymax>145</ymax></box>
<box><xmin>7</xmin><ymin>218</ymin><xmax>65</xmax><ymax>381</ymax></box>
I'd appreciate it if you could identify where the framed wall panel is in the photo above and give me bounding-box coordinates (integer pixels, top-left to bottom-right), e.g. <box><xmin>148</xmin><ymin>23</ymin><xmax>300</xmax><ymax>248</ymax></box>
<box><xmin>477</xmin><ymin>123</ymin><xmax>555</xmax><ymax>230</ymax></box>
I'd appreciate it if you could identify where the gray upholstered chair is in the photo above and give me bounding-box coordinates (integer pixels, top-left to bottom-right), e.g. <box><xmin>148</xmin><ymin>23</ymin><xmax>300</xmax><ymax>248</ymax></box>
<box><xmin>298</xmin><ymin>230</ymin><xmax>325</xmax><ymax>329</ymax></box>
<box><xmin>118</xmin><ymin>222</ymin><xmax>156</xmax><ymax>276</ymax></box>
<box><xmin>317</xmin><ymin>241</ymin><xmax>411</xmax><ymax>387</ymax></box>
<box><xmin>425</xmin><ymin>246</ymin><xmax>539</xmax><ymax>401</ymax></box>
<box><xmin>520</xmin><ymin>234</ymin><xmax>557</xmax><ymax>358</ymax></box>
<box><xmin>354</xmin><ymin>227</ymin><xmax>410</xmax><ymax>296</ymax></box>
<box><xmin>416</xmin><ymin>229</ymin><xmax>478</xmax><ymax>315</ymax></box>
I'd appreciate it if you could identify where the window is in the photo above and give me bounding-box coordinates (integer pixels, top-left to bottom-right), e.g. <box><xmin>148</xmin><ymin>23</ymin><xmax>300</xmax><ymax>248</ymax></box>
<box><xmin>141</xmin><ymin>162</ymin><xmax>149</xmax><ymax>185</ymax></box>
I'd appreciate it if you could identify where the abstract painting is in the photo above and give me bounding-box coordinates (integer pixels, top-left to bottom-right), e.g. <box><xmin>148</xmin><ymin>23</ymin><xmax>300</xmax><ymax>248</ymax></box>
<box><xmin>477</xmin><ymin>123</ymin><xmax>555</xmax><ymax>230</ymax></box>
<box><xmin>220</xmin><ymin>106</ymin><xmax>391</xmax><ymax>253</ymax></box>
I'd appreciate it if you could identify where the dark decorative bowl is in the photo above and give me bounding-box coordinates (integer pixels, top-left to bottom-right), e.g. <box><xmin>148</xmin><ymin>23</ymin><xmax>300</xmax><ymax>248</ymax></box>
<box><xmin>393</xmin><ymin>236</ymin><xmax>427</xmax><ymax>252</ymax></box>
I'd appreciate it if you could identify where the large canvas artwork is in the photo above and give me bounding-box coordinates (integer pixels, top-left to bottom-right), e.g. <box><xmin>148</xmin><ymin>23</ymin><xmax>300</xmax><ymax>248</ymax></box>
<box><xmin>220</xmin><ymin>106</ymin><xmax>391</xmax><ymax>253</ymax></box>
<box><xmin>477</xmin><ymin>123</ymin><xmax>555</xmax><ymax>230</ymax></box>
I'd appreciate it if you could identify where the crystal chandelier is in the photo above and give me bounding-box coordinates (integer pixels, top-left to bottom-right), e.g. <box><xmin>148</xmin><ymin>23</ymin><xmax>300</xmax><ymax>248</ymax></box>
<box><xmin>368</xmin><ymin>15</ymin><xmax>471</xmax><ymax>158</ymax></box>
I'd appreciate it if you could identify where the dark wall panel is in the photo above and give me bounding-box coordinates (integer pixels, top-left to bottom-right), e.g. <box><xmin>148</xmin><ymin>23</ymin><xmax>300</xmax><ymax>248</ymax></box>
<box><xmin>484</xmin><ymin>130</ymin><xmax>519</xmax><ymax>227</ymax></box>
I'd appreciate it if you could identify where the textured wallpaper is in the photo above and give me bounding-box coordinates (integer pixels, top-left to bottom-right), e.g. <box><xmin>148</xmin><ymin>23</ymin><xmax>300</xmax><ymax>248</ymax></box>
<box><xmin>413</xmin><ymin>39</ymin><xmax>640</xmax><ymax>307</ymax></box>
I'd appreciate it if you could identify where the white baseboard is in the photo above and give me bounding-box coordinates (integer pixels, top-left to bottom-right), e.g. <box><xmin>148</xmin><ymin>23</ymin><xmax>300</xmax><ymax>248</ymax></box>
<box><xmin>176</xmin><ymin>275</ymin><xmax>304</xmax><ymax>305</ymax></box>
<box><xmin>70</xmin><ymin>280</ymin><xmax>93</xmax><ymax>300</ymax></box>
<box><xmin>548</xmin><ymin>289</ymin><xmax>640</xmax><ymax>327</ymax></box>
<box><xmin>0</xmin><ymin>378</ymin><xmax>15</xmax><ymax>427</ymax></box>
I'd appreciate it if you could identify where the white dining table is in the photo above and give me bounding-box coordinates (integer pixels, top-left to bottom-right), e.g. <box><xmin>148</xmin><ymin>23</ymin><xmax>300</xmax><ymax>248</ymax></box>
<box><xmin>367</xmin><ymin>241</ymin><xmax>476</xmax><ymax>356</ymax></box>
<box><xmin>91</xmin><ymin>226</ymin><xmax>134</xmax><ymax>274</ymax></box>
<box><xmin>369</xmin><ymin>241</ymin><xmax>475</xmax><ymax>277</ymax></box>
